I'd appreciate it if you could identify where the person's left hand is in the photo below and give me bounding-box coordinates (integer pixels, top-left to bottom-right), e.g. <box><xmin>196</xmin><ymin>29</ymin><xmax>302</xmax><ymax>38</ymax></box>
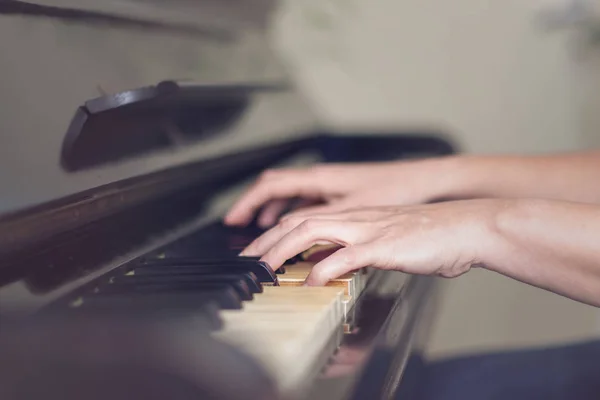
<box><xmin>240</xmin><ymin>200</ymin><xmax>510</xmax><ymax>285</ymax></box>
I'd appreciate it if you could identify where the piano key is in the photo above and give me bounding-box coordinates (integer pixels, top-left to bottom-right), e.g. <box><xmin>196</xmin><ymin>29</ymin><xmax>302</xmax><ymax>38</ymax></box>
<box><xmin>69</xmin><ymin>295</ymin><xmax>224</xmax><ymax>330</ymax></box>
<box><xmin>156</xmin><ymin>256</ymin><xmax>287</xmax><ymax>274</ymax></box>
<box><xmin>95</xmin><ymin>282</ymin><xmax>246</xmax><ymax>307</ymax></box>
<box><xmin>279</xmin><ymin>262</ymin><xmax>362</xmax><ymax>295</ymax></box>
<box><xmin>301</xmin><ymin>244</ymin><xmax>340</xmax><ymax>262</ymax></box>
<box><xmin>150</xmin><ymin>222</ymin><xmax>262</xmax><ymax>257</ymax></box>
<box><xmin>86</xmin><ymin>286</ymin><xmax>242</xmax><ymax>310</ymax></box>
<box><xmin>150</xmin><ymin>223</ymin><xmax>299</xmax><ymax>266</ymax></box>
<box><xmin>115</xmin><ymin>273</ymin><xmax>262</xmax><ymax>295</ymax></box>
<box><xmin>144</xmin><ymin>263</ymin><xmax>278</xmax><ymax>284</ymax></box>
<box><xmin>127</xmin><ymin>268</ymin><xmax>263</xmax><ymax>294</ymax></box>
<box><xmin>140</xmin><ymin>258</ymin><xmax>279</xmax><ymax>285</ymax></box>
<box><xmin>143</xmin><ymin>257</ymin><xmax>263</xmax><ymax>266</ymax></box>
<box><xmin>106</xmin><ymin>280</ymin><xmax>254</xmax><ymax>302</ymax></box>
<box><xmin>213</xmin><ymin>286</ymin><xmax>346</xmax><ymax>394</ymax></box>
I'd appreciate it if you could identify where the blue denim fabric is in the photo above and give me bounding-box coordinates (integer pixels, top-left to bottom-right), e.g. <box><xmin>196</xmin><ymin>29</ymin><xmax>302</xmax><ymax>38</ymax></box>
<box><xmin>417</xmin><ymin>340</ymin><xmax>600</xmax><ymax>400</ymax></box>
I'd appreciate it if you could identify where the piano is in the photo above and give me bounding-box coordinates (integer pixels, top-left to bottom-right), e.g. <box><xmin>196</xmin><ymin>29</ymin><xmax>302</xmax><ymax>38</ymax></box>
<box><xmin>0</xmin><ymin>1</ymin><xmax>457</xmax><ymax>399</ymax></box>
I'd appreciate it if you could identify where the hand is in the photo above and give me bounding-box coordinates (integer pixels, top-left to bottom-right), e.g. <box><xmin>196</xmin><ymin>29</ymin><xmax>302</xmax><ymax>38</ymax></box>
<box><xmin>240</xmin><ymin>200</ymin><xmax>507</xmax><ymax>285</ymax></box>
<box><xmin>224</xmin><ymin>158</ymin><xmax>457</xmax><ymax>228</ymax></box>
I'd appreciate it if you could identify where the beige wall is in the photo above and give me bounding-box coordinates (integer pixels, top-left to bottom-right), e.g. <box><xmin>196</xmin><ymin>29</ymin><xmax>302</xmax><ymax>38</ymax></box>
<box><xmin>271</xmin><ymin>0</ymin><xmax>600</xmax><ymax>358</ymax></box>
<box><xmin>272</xmin><ymin>0</ymin><xmax>587</xmax><ymax>153</ymax></box>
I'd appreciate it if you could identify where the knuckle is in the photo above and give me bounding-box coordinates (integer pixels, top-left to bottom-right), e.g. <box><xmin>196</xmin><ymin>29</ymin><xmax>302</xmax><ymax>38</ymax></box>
<box><xmin>281</xmin><ymin>216</ymin><xmax>303</xmax><ymax>230</ymax></box>
<box><xmin>338</xmin><ymin>247</ymin><xmax>357</xmax><ymax>267</ymax></box>
<box><xmin>298</xmin><ymin>219</ymin><xmax>316</xmax><ymax>232</ymax></box>
<box><xmin>299</xmin><ymin>218</ymin><xmax>326</xmax><ymax>233</ymax></box>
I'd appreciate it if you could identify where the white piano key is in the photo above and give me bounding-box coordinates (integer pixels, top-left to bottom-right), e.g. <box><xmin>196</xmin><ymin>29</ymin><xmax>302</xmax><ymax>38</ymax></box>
<box><xmin>213</xmin><ymin>286</ymin><xmax>345</xmax><ymax>395</ymax></box>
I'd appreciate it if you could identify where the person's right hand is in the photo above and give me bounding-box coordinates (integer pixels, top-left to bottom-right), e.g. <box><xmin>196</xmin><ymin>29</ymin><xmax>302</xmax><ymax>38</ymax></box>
<box><xmin>224</xmin><ymin>157</ymin><xmax>457</xmax><ymax>228</ymax></box>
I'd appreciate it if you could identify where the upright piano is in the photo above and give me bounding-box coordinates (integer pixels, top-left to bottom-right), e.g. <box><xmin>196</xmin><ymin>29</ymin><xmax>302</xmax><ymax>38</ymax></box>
<box><xmin>0</xmin><ymin>1</ymin><xmax>456</xmax><ymax>399</ymax></box>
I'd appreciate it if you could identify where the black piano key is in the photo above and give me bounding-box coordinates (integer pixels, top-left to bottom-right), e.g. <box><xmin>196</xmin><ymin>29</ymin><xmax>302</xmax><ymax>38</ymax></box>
<box><xmin>141</xmin><ymin>258</ymin><xmax>279</xmax><ymax>285</ymax></box>
<box><xmin>151</xmin><ymin>256</ymin><xmax>261</xmax><ymax>264</ymax></box>
<box><xmin>115</xmin><ymin>273</ymin><xmax>261</xmax><ymax>296</ymax></box>
<box><xmin>147</xmin><ymin>221</ymin><xmax>306</xmax><ymax>262</ymax></box>
<box><xmin>128</xmin><ymin>268</ymin><xmax>263</xmax><ymax>294</ymax></box>
<box><xmin>156</xmin><ymin>247</ymin><xmax>236</xmax><ymax>259</ymax></box>
<box><xmin>99</xmin><ymin>280</ymin><xmax>254</xmax><ymax>302</ymax></box>
<box><xmin>150</xmin><ymin>258</ymin><xmax>272</xmax><ymax>270</ymax></box>
<box><xmin>239</xmin><ymin>256</ymin><xmax>289</xmax><ymax>272</ymax></box>
<box><xmin>275</xmin><ymin>266</ymin><xmax>286</xmax><ymax>274</ymax></box>
<box><xmin>92</xmin><ymin>285</ymin><xmax>242</xmax><ymax>309</ymax></box>
<box><xmin>151</xmin><ymin>246</ymin><xmax>297</xmax><ymax>267</ymax></box>
<box><xmin>70</xmin><ymin>296</ymin><xmax>224</xmax><ymax>330</ymax></box>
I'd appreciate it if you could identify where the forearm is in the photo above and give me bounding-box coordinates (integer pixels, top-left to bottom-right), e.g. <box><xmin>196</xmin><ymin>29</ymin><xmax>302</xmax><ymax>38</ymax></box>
<box><xmin>428</xmin><ymin>151</ymin><xmax>600</xmax><ymax>204</ymax></box>
<box><xmin>483</xmin><ymin>199</ymin><xmax>600</xmax><ymax>307</ymax></box>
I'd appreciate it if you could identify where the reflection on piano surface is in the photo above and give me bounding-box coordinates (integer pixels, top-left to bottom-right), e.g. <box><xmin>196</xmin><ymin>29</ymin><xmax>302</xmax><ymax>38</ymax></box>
<box><xmin>0</xmin><ymin>1</ymin><xmax>456</xmax><ymax>399</ymax></box>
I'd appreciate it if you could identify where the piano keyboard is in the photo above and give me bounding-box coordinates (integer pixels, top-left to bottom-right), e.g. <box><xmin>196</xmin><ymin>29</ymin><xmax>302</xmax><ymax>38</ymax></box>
<box><xmin>216</xmin><ymin>286</ymin><xmax>345</xmax><ymax>393</ymax></box>
<box><xmin>56</xmin><ymin>222</ymin><xmax>372</xmax><ymax>397</ymax></box>
<box><xmin>279</xmin><ymin>262</ymin><xmax>365</xmax><ymax>295</ymax></box>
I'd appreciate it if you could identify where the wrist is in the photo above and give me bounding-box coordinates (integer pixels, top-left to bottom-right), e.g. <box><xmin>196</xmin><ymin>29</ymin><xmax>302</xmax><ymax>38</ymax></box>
<box><xmin>477</xmin><ymin>198</ymin><xmax>530</xmax><ymax>273</ymax></box>
<box><xmin>418</xmin><ymin>155</ymin><xmax>482</xmax><ymax>202</ymax></box>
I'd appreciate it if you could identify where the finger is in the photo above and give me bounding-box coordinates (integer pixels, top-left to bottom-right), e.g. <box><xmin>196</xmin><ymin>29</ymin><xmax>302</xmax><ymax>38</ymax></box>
<box><xmin>284</xmin><ymin>207</ymin><xmax>390</xmax><ymax>226</ymax></box>
<box><xmin>242</xmin><ymin>206</ymin><xmax>378</xmax><ymax>257</ymax></box>
<box><xmin>281</xmin><ymin>202</ymin><xmax>364</xmax><ymax>223</ymax></box>
<box><xmin>224</xmin><ymin>170</ymin><xmax>322</xmax><ymax>226</ymax></box>
<box><xmin>242</xmin><ymin>211</ymin><xmax>340</xmax><ymax>257</ymax></box>
<box><xmin>281</xmin><ymin>203</ymin><xmax>345</xmax><ymax>220</ymax></box>
<box><xmin>241</xmin><ymin>214</ymin><xmax>313</xmax><ymax>257</ymax></box>
<box><xmin>268</xmin><ymin>198</ymin><xmax>323</xmax><ymax>224</ymax></box>
<box><xmin>260</xmin><ymin>220</ymin><xmax>364</xmax><ymax>271</ymax></box>
<box><xmin>305</xmin><ymin>245</ymin><xmax>375</xmax><ymax>286</ymax></box>
<box><xmin>240</xmin><ymin>220</ymin><xmax>297</xmax><ymax>257</ymax></box>
<box><xmin>281</xmin><ymin>196</ymin><xmax>370</xmax><ymax>221</ymax></box>
<box><xmin>257</xmin><ymin>199</ymin><xmax>289</xmax><ymax>228</ymax></box>
<box><xmin>289</xmin><ymin>198</ymin><xmax>322</xmax><ymax>211</ymax></box>
<box><xmin>302</xmin><ymin>243</ymin><xmax>341</xmax><ymax>262</ymax></box>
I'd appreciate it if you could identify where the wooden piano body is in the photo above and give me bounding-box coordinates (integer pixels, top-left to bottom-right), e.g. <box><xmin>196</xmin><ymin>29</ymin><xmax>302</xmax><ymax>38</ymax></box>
<box><xmin>0</xmin><ymin>2</ymin><xmax>456</xmax><ymax>399</ymax></box>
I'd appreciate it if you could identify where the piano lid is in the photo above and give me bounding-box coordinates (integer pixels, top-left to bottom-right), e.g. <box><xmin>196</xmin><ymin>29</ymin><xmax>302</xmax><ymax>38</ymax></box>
<box><xmin>0</xmin><ymin>0</ymin><xmax>319</xmax><ymax>216</ymax></box>
<box><xmin>1</xmin><ymin>0</ymin><xmax>276</xmax><ymax>34</ymax></box>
